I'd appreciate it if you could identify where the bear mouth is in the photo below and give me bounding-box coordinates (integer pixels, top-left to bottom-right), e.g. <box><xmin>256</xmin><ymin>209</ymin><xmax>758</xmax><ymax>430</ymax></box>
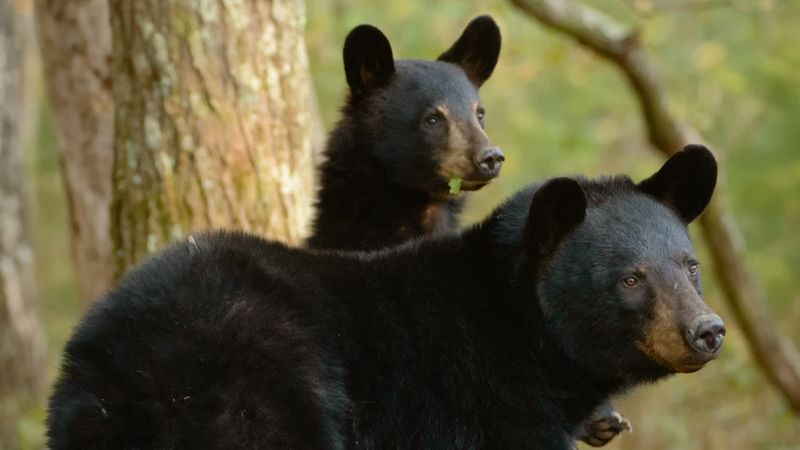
<box><xmin>430</xmin><ymin>175</ymin><xmax>491</xmax><ymax>197</ymax></box>
<box><xmin>636</xmin><ymin>336</ymin><xmax>721</xmax><ymax>374</ymax></box>
<box><xmin>436</xmin><ymin>157</ymin><xmax>501</xmax><ymax>192</ymax></box>
<box><xmin>672</xmin><ymin>347</ymin><xmax>722</xmax><ymax>373</ymax></box>
<box><xmin>459</xmin><ymin>179</ymin><xmax>491</xmax><ymax>191</ymax></box>
<box><xmin>672</xmin><ymin>360</ymin><xmax>709</xmax><ymax>373</ymax></box>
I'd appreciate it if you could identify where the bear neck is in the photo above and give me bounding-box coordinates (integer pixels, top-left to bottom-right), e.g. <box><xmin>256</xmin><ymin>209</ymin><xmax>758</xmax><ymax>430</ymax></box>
<box><xmin>308</xmin><ymin>118</ymin><xmax>463</xmax><ymax>251</ymax></box>
<box><xmin>456</xmin><ymin>199</ymin><xmax>623</xmax><ymax>435</ymax></box>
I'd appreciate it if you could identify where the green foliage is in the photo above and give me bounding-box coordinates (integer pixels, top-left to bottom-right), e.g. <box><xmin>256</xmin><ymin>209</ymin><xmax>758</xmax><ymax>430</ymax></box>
<box><xmin>448</xmin><ymin>177</ymin><xmax>463</xmax><ymax>195</ymax></box>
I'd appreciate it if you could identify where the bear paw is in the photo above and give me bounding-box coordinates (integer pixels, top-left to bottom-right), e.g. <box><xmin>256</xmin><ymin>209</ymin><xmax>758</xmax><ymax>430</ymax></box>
<box><xmin>579</xmin><ymin>409</ymin><xmax>632</xmax><ymax>447</ymax></box>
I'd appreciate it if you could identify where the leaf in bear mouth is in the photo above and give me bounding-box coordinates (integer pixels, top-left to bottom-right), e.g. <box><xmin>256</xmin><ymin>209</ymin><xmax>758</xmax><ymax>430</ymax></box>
<box><xmin>448</xmin><ymin>177</ymin><xmax>463</xmax><ymax>195</ymax></box>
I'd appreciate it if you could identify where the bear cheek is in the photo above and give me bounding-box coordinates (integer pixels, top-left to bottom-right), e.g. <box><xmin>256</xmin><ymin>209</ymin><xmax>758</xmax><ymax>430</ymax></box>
<box><xmin>634</xmin><ymin>299</ymin><xmax>695</xmax><ymax>373</ymax></box>
<box><xmin>433</xmin><ymin>122</ymin><xmax>471</xmax><ymax>176</ymax></box>
<box><xmin>436</xmin><ymin>153</ymin><xmax>473</xmax><ymax>182</ymax></box>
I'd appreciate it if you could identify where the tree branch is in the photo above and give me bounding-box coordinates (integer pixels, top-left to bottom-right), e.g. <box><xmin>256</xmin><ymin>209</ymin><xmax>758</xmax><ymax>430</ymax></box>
<box><xmin>511</xmin><ymin>0</ymin><xmax>800</xmax><ymax>413</ymax></box>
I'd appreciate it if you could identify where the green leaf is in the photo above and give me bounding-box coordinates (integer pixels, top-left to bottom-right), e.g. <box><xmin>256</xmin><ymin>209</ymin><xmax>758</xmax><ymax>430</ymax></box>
<box><xmin>448</xmin><ymin>177</ymin><xmax>462</xmax><ymax>195</ymax></box>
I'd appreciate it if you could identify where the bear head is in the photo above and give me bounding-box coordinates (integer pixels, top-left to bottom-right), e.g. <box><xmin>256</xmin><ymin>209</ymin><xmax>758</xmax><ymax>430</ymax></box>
<box><xmin>524</xmin><ymin>144</ymin><xmax>723</xmax><ymax>384</ymax></box>
<box><xmin>342</xmin><ymin>15</ymin><xmax>503</xmax><ymax>194</ymax></box>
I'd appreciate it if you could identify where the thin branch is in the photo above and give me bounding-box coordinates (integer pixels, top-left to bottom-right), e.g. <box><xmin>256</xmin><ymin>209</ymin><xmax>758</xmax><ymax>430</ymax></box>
<box><xmin>511</xmin><ymin>0</ymin><xmax>800</xmax><ymax>413</ymax></box>
<box><xmin>622</xmin><ymin>0</ymin><xmax>735</xmax><ymax>18</ymax></box>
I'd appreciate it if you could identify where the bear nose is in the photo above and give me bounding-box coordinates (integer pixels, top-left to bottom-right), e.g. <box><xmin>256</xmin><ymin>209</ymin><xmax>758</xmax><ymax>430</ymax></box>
<box><xmin>688</xmin><ymin>314</ymin><xmax>725</xmax><ymax>353</ymax></box>
<box><xmin>474</xmin><ymin>147</ymin><xmax>505</xmax><ymax>177</ymax></box>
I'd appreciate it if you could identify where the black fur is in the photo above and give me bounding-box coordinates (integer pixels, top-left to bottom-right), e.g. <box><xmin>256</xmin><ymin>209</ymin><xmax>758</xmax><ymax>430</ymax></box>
<box><xmin>343</xmin><ymin>25</ymin><xmax>395</xmax><ymax>96</ymax></box>
<box><xmin>48</xmin><ymin>145</ymin><xmax>721</xmax><ymax>449</ymax></box>
<box><xmin>438</xmin><ymin>15</ymin><xmax>502</xmax><ymax>87</ymax></box>
<box><xmin>308</xmin><ymin>16</ymin><xmax>502</xmax><ymax>251</ymax></box>
<box><xmin>638</xmin><ymin>144</ymin><xmax>718</xmax><ymax>223</ymax></box>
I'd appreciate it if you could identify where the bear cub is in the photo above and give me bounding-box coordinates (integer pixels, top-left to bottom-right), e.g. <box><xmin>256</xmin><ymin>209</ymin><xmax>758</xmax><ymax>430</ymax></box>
<box><xmin>308</xmin><ymin>16</ymin><xmax>503</xmax><ymax>251</ymax></box>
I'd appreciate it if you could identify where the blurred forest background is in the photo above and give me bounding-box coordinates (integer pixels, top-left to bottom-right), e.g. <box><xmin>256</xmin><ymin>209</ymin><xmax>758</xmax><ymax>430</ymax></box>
<box><xmin>2</xmin><ymin>0</ymin><xmax>799</xmax><ymax>449</ymax></box>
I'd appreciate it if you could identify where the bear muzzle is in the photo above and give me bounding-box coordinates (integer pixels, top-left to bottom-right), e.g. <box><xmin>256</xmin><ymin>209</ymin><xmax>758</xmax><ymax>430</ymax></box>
<box><xmin>472</xmin><ymin>146</ymin><xmax>505</xmax><ymax>178</ymax></box>
<box><xmin>686</xmin><ymin>313</ymin><xmax>726</xmax><ymax>355</ymax></box>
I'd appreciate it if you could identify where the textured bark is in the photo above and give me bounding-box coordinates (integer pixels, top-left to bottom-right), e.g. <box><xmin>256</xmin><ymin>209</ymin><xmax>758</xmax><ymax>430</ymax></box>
<box><xmin>0</xmin><ymin>0</ymin><xmax>46</xmax><ymax>444</ymax></box>
<box><xmin>511</xmin><ymin>0</ymin><xmax>800</xmax><ymax>413</ymax></box>
<box><xmin>35</xmin><ymin>0</ymin><xmax>115</xmax><ymax>303</ymax></box>
<box><xmin>109</xmin><ymin>0</ymin><xmax>315</xmax><ymax>276</ymax></box>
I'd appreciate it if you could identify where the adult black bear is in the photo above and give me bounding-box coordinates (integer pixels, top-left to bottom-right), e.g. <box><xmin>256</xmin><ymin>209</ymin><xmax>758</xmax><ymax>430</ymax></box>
<box><xmin>307</xmin><ymin>16</ymin><xmax>503</xmax><ymax>251</ymax></box>
<box><xmin>48</xmin><ymin>145</ymin><xmax>724</xmax><ymax>449</ymax></box>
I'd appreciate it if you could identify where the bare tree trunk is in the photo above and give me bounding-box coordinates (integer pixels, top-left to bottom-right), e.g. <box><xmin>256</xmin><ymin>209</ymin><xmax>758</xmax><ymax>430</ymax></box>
<box><xmin>35</xmin><ymin>0</ymin><xmax>115</xmax><ymax>304</ymax></box>
<box><xmin>109</xmin><ymin>0</ymin><xmax>315</xmax><ymax>276</ymax></box>
<box><xmin>0</xmin><ymin>0</ymin><xmax>46</xmax><ymax>445</ymax></box>
<box><xmin>307</xmin><ymin>78</ymin><xmax>326</xmax><ymax>163</ymax></box>
<box><xmin>511</xmin><ymin>0</ymin><xmax>800</xmax><ymax>413</ymax></box>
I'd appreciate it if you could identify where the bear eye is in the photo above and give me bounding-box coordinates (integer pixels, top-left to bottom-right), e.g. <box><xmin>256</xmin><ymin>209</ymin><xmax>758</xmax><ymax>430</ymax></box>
<box><xmin>688</xmin><ymin>263</ymin><xmax>699</xmax><ymax>275</ymax></box>
<box><xmin>476</xmin><ymin>108</ymin><xmax>485</xmax><ymax>122</ymax></box>
<box><xmin>424</xmin><ymin>114</ymin><xmax>441</xmax><ymax>127</ymax></box>
<box><xmin>622</xmin><ymin>276</ymin><xmax>638</xmax><ymax>288</ymax></box>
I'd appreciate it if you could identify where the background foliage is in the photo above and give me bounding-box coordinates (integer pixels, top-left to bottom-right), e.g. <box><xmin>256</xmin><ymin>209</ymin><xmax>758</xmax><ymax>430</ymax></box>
<box><xmin>18</xmin><ymin>0</ymin><xmax>800</xmax><ymax>448</ymax></box>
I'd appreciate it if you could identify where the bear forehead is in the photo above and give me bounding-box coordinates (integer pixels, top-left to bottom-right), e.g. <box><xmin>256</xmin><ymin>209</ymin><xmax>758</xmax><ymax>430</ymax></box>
<box><xmin>576</xmin><ymin>193</ymin><xmax>693</xmax><ymax>260</ymax></box>
<box><xmin>390</xmin><ymin>60</ymin><xmax>478</xmax><ymax>103</ymax></box>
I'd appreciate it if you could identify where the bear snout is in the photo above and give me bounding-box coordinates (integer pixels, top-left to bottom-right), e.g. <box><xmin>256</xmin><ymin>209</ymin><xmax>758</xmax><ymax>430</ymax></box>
<box><xmin>436</xmin><ymin>146</ymin><xmax>503</xmax><ymax>190</ymax></box>
<box><xmin>473</xmin><ymin>146</ymin><xmax>505</xmax><ymax>177</ymax></box>
<box><xmin>686</xmin><ymin>313</ymin><xmax>726</xmax><ymax>354</ymax></box>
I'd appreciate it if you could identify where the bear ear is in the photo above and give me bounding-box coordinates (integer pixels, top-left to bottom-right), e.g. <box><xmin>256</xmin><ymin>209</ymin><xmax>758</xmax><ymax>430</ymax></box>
<box><xmin>526</xmin><ymin>178</ymin><xmax>587</xmax><ymax>257</ymax></box>
<box><xmin>437</xmin><ymin>15</ymin><xmax>501</xmax><ymax>87</ymax></box>
<box><xmin>343</xmin><ymin>25</ymin><xmax>396</xmax><ymax>96</ymax></box>
<box><xmin>638</xmin><ymin>144</ymin><xmax>718</xmax><ymax>224</ymax></box>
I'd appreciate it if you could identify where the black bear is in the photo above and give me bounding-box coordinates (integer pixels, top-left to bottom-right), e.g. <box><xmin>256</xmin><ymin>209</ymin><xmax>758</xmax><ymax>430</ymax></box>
<box><xmin>307</xmin><ymin>16</ymin><xmax>504</xmax><ymax>251</ymax></box>
<box><xmin>48</xmin><ymin>145</ymin><xmax>724</xmax><ymax>449</ymax></box>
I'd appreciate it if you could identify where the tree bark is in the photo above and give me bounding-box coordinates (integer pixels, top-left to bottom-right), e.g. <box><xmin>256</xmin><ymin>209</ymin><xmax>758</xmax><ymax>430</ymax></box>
<box><xmin>511</xmin><ymin>0</ymin><xmax>800</xmax><ymax>413</ymax></box>
<box><xmin>35</xmin><ymin>0</ymin><xmax>115</xmax><ymax>304</ymax></box>
<box><xmin>0</xmin><ymin>0</ymin><xmax>46</xmax><ymax>444</ymax></box>
<box><xmin>109</xmin><ymin>0</ymin><xmax>315</xmax><ymax>276</ymax></box>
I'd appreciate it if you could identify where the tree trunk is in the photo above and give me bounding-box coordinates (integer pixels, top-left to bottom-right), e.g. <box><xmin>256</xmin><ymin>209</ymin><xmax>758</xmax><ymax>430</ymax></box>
<box><xmin>109</xmin><ymin>0</ymin><xmax>315</xmax><ymax>277</ymax></box>
<box><xmin>511</xmin><ymin>0</ymin><xmax>800</xmax><ymax>413</ymax></box>
<box><xmin>0</xmin><ymin>0</ymin><xmax>46</xmax><ymax>444</ymax></box>
<box><xmin>35</xmin><ymin>0</ymin><xmax>115</xmax><ymax>304</ymax></box>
